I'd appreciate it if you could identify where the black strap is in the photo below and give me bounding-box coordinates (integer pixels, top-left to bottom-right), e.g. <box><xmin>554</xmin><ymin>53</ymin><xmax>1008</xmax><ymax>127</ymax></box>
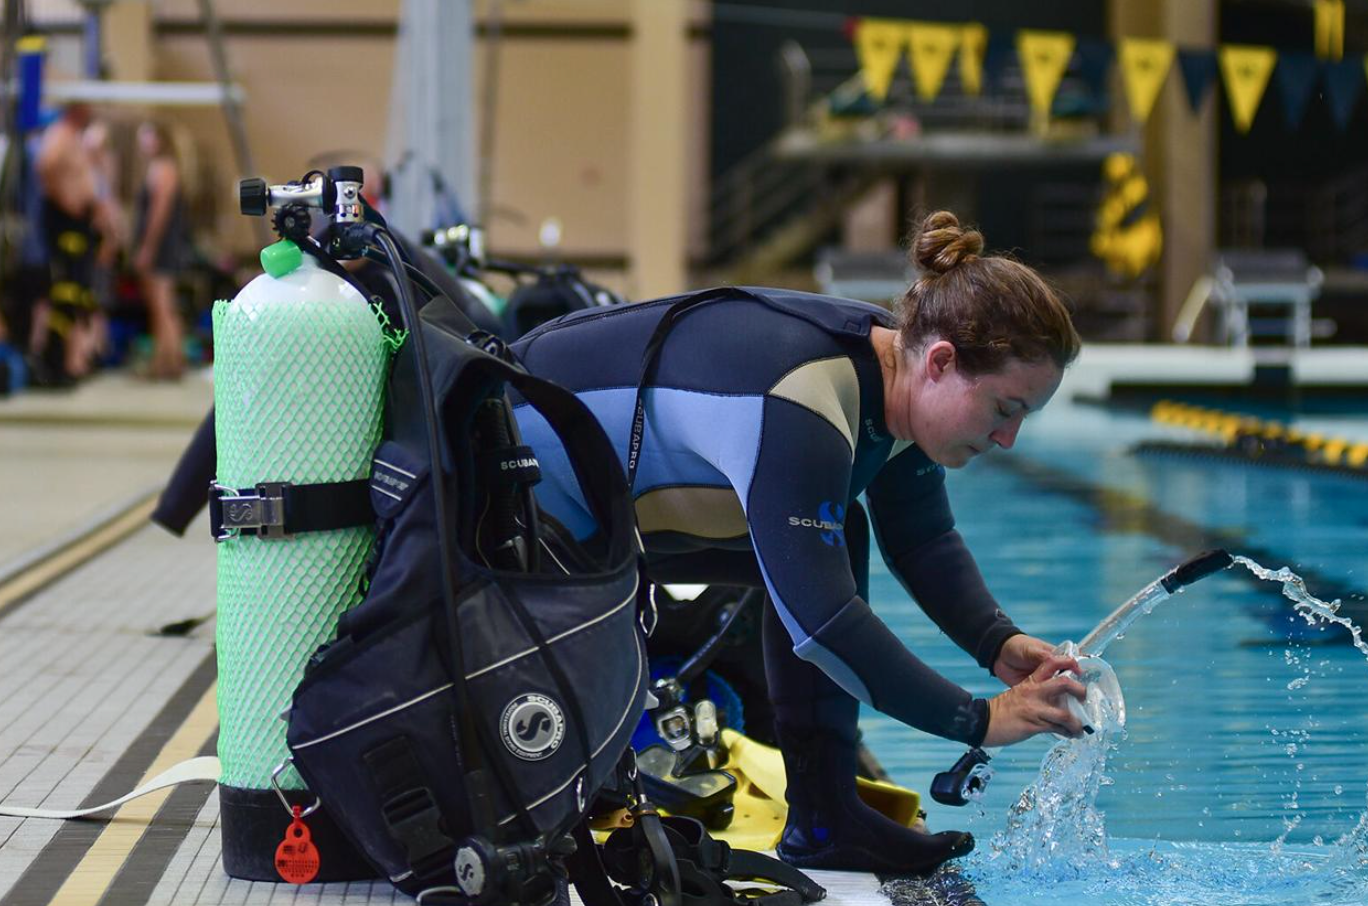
<box><xmin>364</xmin><ymin>737</ymin><xmax>457</xmax><ymax>880</ymax></box>
<box><xmin>625</xmin><ymin>287</ymin><xmax>767</xmax><ymax>494</ymax></box>
<box><xmin>446</xmin><ymin>339</ymin><xmax>640</xmax><ymax>568</ymax></box>
<box><xmin>565</xmin><ymin>820</ymin><xmax>631</xmax><ymax>906</ymax></box>
<box><xmin>726</xmin><ymin>850</ymin><xmax>826</xmax><ymax>903</ymax></box>
<box><xmin>208</xmin><ymin>478</ymin><xmax>373</xmax><ymax>540</ymax></box>
<box><xmin>602</xmin><ymin>814</ymin><xmax>822</xmax><ymax>906</ymax></box>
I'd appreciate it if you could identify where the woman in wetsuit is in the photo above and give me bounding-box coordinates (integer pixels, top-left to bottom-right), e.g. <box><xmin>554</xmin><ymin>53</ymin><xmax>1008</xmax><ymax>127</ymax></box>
<box><xmin>510</xmin><ymin>211</ymin><xmax>1088</xmax><ymax>875</ymax></box>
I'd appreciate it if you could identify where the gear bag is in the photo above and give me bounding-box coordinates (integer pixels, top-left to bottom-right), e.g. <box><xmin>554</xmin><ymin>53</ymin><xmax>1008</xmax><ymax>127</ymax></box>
<box><xmin>283</xmin><ymin>293</ymin><xmax>651</xmax><ymax>901</ymax></box>
<box><xmin>504</xmin><ymin>265</ymin><xmax>623</xmax><ymax>339</ymax></box>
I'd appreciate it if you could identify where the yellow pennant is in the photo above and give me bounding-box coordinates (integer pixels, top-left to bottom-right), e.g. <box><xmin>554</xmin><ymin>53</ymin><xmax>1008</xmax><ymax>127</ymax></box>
<box><xmin>1315</xmin><ymin>0</ymin><xmax>1345</xmax><ymax>61</ymax></box>
<box><xmin>1218</xmin><ymin>45</ymin><xmax>1277</xmax><ymax>133</ymax></box>
<box><xmin>1119</xmin><ymin>38</ymin><xmax>1175</xmax><ymax>125</ymax></box>
<box><xmin>959</xmin><ymin>23</ymin><xmax>989</xmax><ymax>96</ymax></box>
<box><xmin>907</xmin><ymin>22</ymin><xmax>961</xmax><ymax>101</ymax></box>
<box><xmin>854</xmin><ymin>18</ymin><xmax>910</xmax><ymax>101</ymax></box>
<box><xmin>1017</xmin><ymin>30</ymin><xmax>1076</xmax><ymax>120</ymax></box>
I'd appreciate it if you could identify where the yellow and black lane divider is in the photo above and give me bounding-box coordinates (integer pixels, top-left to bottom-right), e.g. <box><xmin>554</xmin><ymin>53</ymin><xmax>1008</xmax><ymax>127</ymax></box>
<box><xmin>1139</xmin><ymin>400</ymin><xmax>1368</xmax><ymax>476</ymax></box>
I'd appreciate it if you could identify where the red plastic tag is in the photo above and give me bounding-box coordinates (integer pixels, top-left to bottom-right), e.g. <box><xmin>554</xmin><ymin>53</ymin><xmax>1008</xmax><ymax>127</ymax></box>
<box><xmin>275</xmin><ymin>805</ymin><xmax>321</xmax><ymax>884</ymax></box>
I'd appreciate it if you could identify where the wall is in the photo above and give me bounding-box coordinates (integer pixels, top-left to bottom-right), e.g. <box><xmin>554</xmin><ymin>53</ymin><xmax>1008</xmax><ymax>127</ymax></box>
<box><xmin>25</xmin><ymin>0</ymin><xmax>712</xmax><ymax>293</ymax></box>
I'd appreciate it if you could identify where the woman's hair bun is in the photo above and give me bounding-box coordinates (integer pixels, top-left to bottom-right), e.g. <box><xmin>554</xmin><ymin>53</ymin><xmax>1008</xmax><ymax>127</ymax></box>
<box><xmin>912</xmin><ymin>210</ymin><xmax>985</xmax><ymax>275</ymax></box>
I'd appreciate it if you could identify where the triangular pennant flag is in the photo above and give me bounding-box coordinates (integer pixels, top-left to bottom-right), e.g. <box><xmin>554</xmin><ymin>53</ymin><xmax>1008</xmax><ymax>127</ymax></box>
<box><xmin>1119</xmin><ymin>38</ymin><xmax>1175</xmax><ymax>125</ymax></box>
<box><xmin>853</xmin><ymin>18</ymin><xmax>910</xmax><ymax>101</ymax></box>
<box><xmin>1219</xmin><ymin>44</ymin><xmax>1277</xmax><ymax>133</ymax></box>
<box><xmin>1274</xmin><ymin>51</ymin><xmax>1319</xmax><ymax>130</ymax></box>
<box><xmin>907</xmin><ymin>22</ymin><xmax>961</xmax><ymax>101</ymax></box>
<box><xmin>1017</xmin><ymin>30</ymin><xmax>1077</xmax><ymax>120</ymax></box>
<box><xmin>1315</xmin><ymin>0</ymin><xmax>1346</xmax><ymax>61</ymax></box>
<box><xmin>1075</xmin><ymin>38</ymin><xmax>1115</xmax><ymax>104</ymax></box>
<box><xmin>1178</xmin><ymin>49</ymin><xmax>1218</xmax><ymax>114</ymax></box>
<box><xmin>959</xmin><ymin>23</ymin><xmax>988</xmax><ymax>96</ymax></box>
<box><xmin>1323</xmin><ymin>56</ymin><xmax>1365</xmax><ymax>130</ymax></box>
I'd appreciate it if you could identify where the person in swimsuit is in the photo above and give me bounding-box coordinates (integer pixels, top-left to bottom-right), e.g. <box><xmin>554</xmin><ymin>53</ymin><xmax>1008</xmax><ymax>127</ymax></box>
<box><xmin>34</xmin><ymin>103</ymin><xmax>109</xmax><ymax>382</ymax></box>
<box><xmin>510</xmin><ymin>211</ymin><xmax>1087</xmax><ymax>875</ymax></box>
<box><xmin>132</xmin><ymin>120</ymin><xmax>190</xmax><ymax>379</ymax></box>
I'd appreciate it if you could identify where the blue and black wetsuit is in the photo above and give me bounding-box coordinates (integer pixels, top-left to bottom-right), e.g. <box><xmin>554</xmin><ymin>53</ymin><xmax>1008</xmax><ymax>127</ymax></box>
<box><xmin>511</xmin><ymin>287</ymin><xmax>1021</xmax><ymax>748</ymax></box>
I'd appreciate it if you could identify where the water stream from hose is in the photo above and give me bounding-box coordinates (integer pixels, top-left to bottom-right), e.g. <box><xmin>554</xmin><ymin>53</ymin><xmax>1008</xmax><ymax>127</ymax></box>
<box><xmin>990</xmin><ymin>555</ymin><xmax>1368</xmax><ymax>882</ymax></box>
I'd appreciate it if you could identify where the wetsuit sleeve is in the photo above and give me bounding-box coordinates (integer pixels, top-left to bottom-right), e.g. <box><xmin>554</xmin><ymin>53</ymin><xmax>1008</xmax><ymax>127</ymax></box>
<box><xmin>866</xmin><ymin>449</ymin><xmax>1023</xmax><ymax>675</ymax></box>
<box><xmin>738</xmin><ymin>397</ymin><xmax>989</xmax><ymax>745</ymax></box>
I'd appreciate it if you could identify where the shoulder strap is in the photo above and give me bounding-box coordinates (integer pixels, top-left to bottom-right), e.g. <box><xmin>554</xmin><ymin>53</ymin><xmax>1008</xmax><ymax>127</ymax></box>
<box><xmin>453</xmin><ymin>341</ymin><xmax>642</xmax><ymax>567</ymax></box>
<box><xmin>625</xmin><ymin>287</ymin><xmax>767</xmax><ymax>493</ymax></box>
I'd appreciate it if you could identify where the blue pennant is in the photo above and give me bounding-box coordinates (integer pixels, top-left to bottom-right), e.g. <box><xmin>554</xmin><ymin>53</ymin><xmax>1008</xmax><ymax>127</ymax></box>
<box><xmin>1274</xmin><ymin>51</ymin><xmax>1319</xmax><ymax>130</ymax></box>
<box><xmin>1075</xmin><ymin>38</ymin><xmax>1115</xmax><ymax>105</ymax></box>
<box><xmin>1177</xmin><ymin>49</ymin><xmax>1217</xmax><ymax>114</ymax></box>
<box><xmin>983</xmin><ymin>32</ymin><xmax>1016</xmax><ymax>92</ymax></box>
<box><xmin>1323</xmin><ymin>57</ymin><xmax>1364</xmax><ymax>131</ymax></box>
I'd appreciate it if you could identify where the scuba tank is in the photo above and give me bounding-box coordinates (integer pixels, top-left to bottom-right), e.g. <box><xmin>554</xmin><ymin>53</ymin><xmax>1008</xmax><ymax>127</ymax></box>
<box><xmin>213</xmin><ymin>168</ymin><xmax>393</xmax><ymax>880</ymax></box>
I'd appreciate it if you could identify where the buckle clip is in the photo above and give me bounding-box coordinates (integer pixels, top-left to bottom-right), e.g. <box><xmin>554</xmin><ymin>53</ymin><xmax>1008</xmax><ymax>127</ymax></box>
<box><xmin>383</xmin><ymin>787</ymin><xmax>453</xmax><ymax>876</ymax></box>
<box><xmin>211</xmin><ymin>481</ymin><xmax>291</xmax><ymax>541</ymax></box>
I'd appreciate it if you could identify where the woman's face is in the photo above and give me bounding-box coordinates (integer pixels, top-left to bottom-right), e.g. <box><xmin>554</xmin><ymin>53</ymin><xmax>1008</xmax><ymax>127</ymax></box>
<box><xmin>892</xmin><ymin>341</ymin><xmax>1063</xmax><ymax>468</ymax></box>
<box><xmin>137</xmin><ymin>124</ymin><xmax>160</xmax><ymax>157</ymax></box>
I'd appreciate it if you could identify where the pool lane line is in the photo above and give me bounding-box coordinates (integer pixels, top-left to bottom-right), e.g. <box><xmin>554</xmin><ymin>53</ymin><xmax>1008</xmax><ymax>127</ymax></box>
<box><xmin>1149</xmin><ymin>400</ymin><xmax>1368</xmax><ymax>474</ymax></box>
<box><xmin>100</xmin><ymin>732</ymin><xmax>219</xmax><ymax>906</ymax></box>
<box><xmin>0</xmin><ymin>412</ymin><xmax>204</xmax><ymax>430</ymax></box>
<box><xmin>0</xmin><ymin>653</ymin><xmax>217</xmax><ymax>906</ymax></box>
<box><xmin>984</xmin><ymin>453</ymin><xmax>1368</xmax><ymax>624</ymax></box>
<box><xmin>1132</xmin><ymin>439</ymin><xmax>1368</xmax><ymax>481</ymax></box>
<box><xmin>47</xmin><ymin>682</ymin><xmax>219</xmax><ymax>906</ymax></box>
<box><xmin>0</xmin><ymin>483</ymin><xmax>162</xmax><ymax>622</ymax></box>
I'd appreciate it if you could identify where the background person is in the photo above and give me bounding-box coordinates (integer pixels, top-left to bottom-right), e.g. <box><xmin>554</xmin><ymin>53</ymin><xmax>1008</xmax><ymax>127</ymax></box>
<box><xmin>82</xmin><ymin>117</ymin><xmax>125</xmax><ymax>366</ymax></box>
<box><xmin>131</xmin><ymin>119</ymin><xmax>190</xmax><ymax>380</ymax></box>
<box><xmin>509</xmin><ymin>210</ymin><xmax>1087</xmax><ymax>876</ymax></box>
<box><xmin>33</xmin><ymin>102</ymin><xmax>105</xmax><ymax>382</ymax></box>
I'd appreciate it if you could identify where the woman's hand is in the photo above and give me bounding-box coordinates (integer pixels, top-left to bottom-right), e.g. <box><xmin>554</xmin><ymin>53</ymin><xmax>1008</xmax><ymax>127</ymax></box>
<box><xmin>981</xmin><ymin>654</ymin><xmax>1087</xmax><ymax>747</ymax></box>
<box><xmin>993</xmin><ymin>634</ymin><xmax>1058</xmax><ymax>686</ymax></box>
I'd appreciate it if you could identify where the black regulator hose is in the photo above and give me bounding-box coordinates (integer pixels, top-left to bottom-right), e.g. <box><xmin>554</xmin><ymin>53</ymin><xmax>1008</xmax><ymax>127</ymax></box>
<box><xmin>364</xmin><ymin>224</ymin><xmax>501</xmax><ymax>835</ymax></box>
<box><xmin>475</xmin><ymin>399</ymin><xmax>528</xmax><ymax>571</ymax></box>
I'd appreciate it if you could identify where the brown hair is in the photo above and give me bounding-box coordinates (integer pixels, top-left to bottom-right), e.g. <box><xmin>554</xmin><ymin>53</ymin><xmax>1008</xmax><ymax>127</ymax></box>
<box><xmin>139</xmin><ymin>120</ymin><xmax>176</xmax><ymax>161</ymax></box>
<box><xmin>897</xmin><ymin>211</ymin><xmax>1081</xmax><ymax>375</ymax></box>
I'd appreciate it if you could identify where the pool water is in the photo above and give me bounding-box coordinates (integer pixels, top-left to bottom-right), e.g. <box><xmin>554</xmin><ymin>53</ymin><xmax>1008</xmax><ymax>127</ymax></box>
<box><xmin>861</xmin><ymin>395</ymin><xmax>1368</xmax><ymax>905</ymax></box>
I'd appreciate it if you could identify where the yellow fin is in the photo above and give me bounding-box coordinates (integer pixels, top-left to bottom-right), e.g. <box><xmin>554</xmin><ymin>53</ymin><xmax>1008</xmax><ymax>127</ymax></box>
<box><xmin>713</xmin><ymin>729</ymin><xmax>922</xmax><ymax>851</ymax></box>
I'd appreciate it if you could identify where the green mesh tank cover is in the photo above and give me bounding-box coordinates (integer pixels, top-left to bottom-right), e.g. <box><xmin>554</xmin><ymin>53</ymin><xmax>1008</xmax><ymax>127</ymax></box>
<box><xmin>213</xmin><ymin>279</ymin><xmax>389</xmax><ymax>790</ymax></box>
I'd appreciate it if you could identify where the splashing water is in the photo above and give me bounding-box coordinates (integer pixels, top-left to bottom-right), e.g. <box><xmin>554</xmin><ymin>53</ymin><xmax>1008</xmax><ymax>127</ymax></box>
<box><xmin>1232</xmin><ymin>555</ymin><xmax>1368</xmax><ymax>659</ymax></box>
<box><xmin>989</xmin><ymin>696</ymin><xmax>1123</xmax><ymax>875</ymax></box>
<box><xmin>983</xmin><ymin>555</ymin><xmax>1368</xmax><ymax>895</ymax></box>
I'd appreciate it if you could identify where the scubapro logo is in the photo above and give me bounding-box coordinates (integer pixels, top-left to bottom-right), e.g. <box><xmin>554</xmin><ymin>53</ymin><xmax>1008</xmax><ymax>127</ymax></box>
<box><xmin>500</xmin><ymin>693</ymin><xmax>565</xmax><ymax>761</ymax></box>
<box><xmin>455</xmin><ymin>846</ymin><xmax>485</xmax><ymax>896</ymax></box>
<box><xmin>787</xmin><ymin>502</ymin><xmax>846</xmax><ymax>547</ymax></box>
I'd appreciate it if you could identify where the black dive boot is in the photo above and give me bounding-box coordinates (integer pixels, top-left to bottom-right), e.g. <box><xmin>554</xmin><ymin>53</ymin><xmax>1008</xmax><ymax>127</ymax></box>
<box><xmin>774</xmin><ymin>723</ymin><xmax>974</xmax><ymax>875</ymax></box>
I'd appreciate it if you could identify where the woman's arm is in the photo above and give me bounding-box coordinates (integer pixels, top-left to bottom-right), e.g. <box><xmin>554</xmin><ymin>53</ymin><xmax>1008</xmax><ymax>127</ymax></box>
<box><xmin>866</xmin><ymin>449</ymin><xmax>1026</xmax><ymax>673</ymax></box>
<box><xmin>737</xmin><ymin>395</ymin><xmax>1001</xmax><ymax>744</ymax></box>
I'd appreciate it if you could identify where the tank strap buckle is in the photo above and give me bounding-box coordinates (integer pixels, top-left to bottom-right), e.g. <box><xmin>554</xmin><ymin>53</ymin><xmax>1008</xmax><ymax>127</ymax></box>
<box><xmin>209</xmin><ymin>478</ymin><xmax>374</xmax><ymax>542</ymax></box>
<box><xmin>211</xmin><ymin>481</ymin><xmax>290</xmax><ymax>541</ymax></box>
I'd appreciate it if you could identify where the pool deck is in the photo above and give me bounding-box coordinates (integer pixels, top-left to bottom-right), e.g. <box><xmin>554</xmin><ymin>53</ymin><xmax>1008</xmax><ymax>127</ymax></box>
<box><xmin>0</xmin><ymin>372</ymin><xmax>939</xmax><ymax>906</ymax></box>
<box><xmin>2</xmin><ymin>346</ymin><xmax>1365</xmax><ymax>905</ymax></box>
